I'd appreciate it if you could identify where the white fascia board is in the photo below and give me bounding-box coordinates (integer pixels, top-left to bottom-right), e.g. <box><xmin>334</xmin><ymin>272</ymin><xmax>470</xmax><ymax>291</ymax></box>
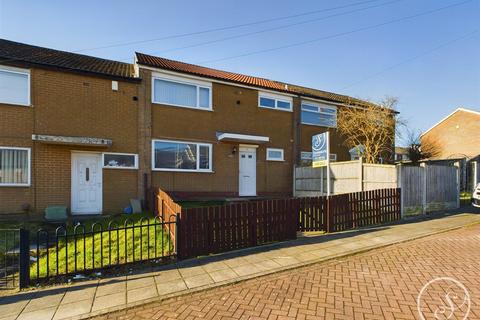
<box><xmin>217</xmin><ymin>132</ymin><xmax>270</xmax><ymax>143</ymax></box>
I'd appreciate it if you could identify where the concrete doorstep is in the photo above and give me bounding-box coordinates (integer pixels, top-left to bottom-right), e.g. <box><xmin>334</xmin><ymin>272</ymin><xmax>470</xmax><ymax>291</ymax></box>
<box><xmin>1</xmin><ymin>210</ymin><xmax>479</xmax><ymax>320</ymax></box>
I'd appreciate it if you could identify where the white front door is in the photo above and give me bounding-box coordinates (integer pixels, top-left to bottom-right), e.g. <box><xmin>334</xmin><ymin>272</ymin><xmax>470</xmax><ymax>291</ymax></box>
<box><xmin>71</xmin><ymin>153</ymin><xmax>102</xmax><ymax>214</ymax></box>
<box><xmin>239</xmin><ymin>147</ymin><xmax>256</xmax><ymax>196</ymax></box>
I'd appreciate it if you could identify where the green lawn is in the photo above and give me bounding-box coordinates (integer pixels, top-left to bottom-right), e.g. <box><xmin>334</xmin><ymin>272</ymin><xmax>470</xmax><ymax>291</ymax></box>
<box><xmin>1</xmin><ymin>212</ymin><xmax>174</xmax><ymax>281</ymax></box>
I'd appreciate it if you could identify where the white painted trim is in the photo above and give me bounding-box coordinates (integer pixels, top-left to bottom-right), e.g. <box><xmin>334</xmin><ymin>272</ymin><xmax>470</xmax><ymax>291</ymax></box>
<box><xmin>266</xmin><ymin>148</ymin><xmax>285</xmax><ymax>161</ymax></box>
<box><xmin>138</xmin><ymin>64</ymin><xmax>297</xmax><ymax>97</ymax></box>
<box><xmin>0</xmin><ymin>65</ymin><xmax>31</xmax><ymax>107</ymax></box>
<box><xmin>258</xmin><ymin>91</ymin><xmax>293</xmax><ymax>112</ymax></box>
<box><xmin>0</xmin><ymin>146</ymin><xmax>31</xmax><ymax>187</ymax></box>
<box><xmin>151</xmin><ymin>72</ymin><xmax>213</xmax><ymax>111</ymax></box>
<box><xmin>102</xmin><ymin>152</ymin><xmax>139</xmax><ymax>169</ymax></box>
<box><xmin>217</xmin><ymin>133</ymin><xmax>269</xmax><ymax>143</ymax></box>
<box><xmin>151</xmin><ymin>139</ymin><xmax>213</xmax><ymax>172</ymax></box>
<box><xmin>421</xmin><ymin>107</ymin><xmax>480</xmax><ymax>137</ymax></box>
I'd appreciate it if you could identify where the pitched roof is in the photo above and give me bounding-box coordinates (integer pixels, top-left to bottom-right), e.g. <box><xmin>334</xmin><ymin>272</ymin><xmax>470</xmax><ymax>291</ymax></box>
<box><xmin>135</xmin><ymin>52</ymin><xmax>372</xmax><ymax>107</ymax></box>
<box><xmin>136</xmin><ymin>52</ymin><xmax>288</xmax><ymax>92</ymax></box>
<box><xmin>0</xmin><ymin>39</ymin><xmax>136</xmax><ymax>80</ymax></box>
<box><xmin>421</xmin><ymin>107</ymin><xmax>480</xmax><ymax>137</ymax></box>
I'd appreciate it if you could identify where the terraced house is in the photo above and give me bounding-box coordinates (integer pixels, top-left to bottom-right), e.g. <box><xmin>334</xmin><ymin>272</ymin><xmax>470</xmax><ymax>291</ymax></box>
<box><xmin>0</xmin><ymin>39</ymin><xmax>382</xmax><ymax>216</ymax></box>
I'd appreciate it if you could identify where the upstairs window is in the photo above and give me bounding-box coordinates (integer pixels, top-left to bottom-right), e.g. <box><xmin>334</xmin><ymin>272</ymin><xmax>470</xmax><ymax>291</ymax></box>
<box><xmin>0</xmin><ymin>67</ymin><xmax>30</xmax><ymax>106</ymax></box>
<box><xmin>259</xmin><ymin>92</ymin><xmax>292</xmax><ymax>111</ymax></box>
<box><xmin>0</xmin><ymin>147</ymin><xmax>30</xmax><ymax>186</ymax></box>
<box><xmin>152</xmin><ymin>75</ymin><xmax>212</xmax><ymax>110</ymax></box>
<box><xmin>301</xmin><ymin>102</ymin><xmax>337</xmax><ymax>127</ymax></box>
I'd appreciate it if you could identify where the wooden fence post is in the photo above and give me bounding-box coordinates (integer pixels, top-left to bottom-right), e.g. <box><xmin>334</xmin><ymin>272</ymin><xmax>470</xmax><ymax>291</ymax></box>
<box><xmin>326</xmin><ymin>196</ymin><xmax>333</xmax><ymax>233</ymax></box>
<box><xmin>397</xmin><ymin>164</ymin><xmax>405</xmax><ymax>219</ymax></box>
<box><xmin>420</xmin><ymin>162</ymin><xmax>427</xmax><ymax>214</ymax></box>
<box><xmin>19</xmin><ymin>229</ymin><xmax>30</xmax><ymax>288</ymax></box>
<box><xmin>175</xmin><ymin>214</ymin><xmax>180</xmax><ymax>258</ymax></box>
<box><xmin>358</xmin><ymin>157</ymin><xmax>363</xmax><ymax>192</ymax></box>
<box><xmin>455</xmin><ymin>161</ymin><xmax>461</xmax><ymax>209</ymax></box>
<box><xmin>249</xmin><ymin>203</ymin><xmax>257</xmax><ymax>247</ymax></box>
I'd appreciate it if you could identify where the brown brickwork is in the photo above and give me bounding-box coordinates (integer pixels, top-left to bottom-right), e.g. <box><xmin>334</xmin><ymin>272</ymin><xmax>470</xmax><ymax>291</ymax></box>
<box><xmin>144</xmin><ymin>70</ymin><xmax>295</xmax><ymax>197</ymax></box>
<box><xmin>0</xmin><ymin>66</ymin><xmax>139</xmax><ymax>215</ymax></box>
<box><xmin>421</xmin><ymin>108</ymin><xmax>480</xmax><ymax>159</ymax></box>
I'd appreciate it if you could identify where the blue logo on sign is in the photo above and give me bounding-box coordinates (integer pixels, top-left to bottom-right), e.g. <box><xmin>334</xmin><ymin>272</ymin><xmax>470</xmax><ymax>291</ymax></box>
<box><xmin>312</xmin><ymin>134</ymin><xmax>326</xmax><ymax>153</ymax></box>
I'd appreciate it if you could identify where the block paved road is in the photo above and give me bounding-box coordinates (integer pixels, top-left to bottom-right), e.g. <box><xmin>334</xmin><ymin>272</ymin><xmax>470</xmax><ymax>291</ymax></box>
<box><xmin>95</xmin><ymin>224</ymin><xmax>480</xmax><ymax>320</ymax></box>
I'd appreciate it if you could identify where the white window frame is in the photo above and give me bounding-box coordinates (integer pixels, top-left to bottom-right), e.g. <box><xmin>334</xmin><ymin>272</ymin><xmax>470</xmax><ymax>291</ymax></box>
<box><xmin>151</xmin><ymin>139</ymin><xmax>213</xmax><ymax>172</ymax></box>
<box><xmin>0</xmin><ymin>66</ymin><xmax>31</xmax><ymax>107</ymax></box>
<box><xmin>0</xmin><ymin>146</ymin><xmax>31</xmax><ymax>187</ymax></box>
<box><xmin>151</xmin><ymin>72</ymin><xmax>212</xmax><ymax>111</ymax></box>
<box><xmin>266</xmin><ymin>148</ymin><xmax>284</xmax><ymax>161</ymax></box>
<box><xmin>301</xmin><ymin>101</ymin><xmax>337</xmax><ymax>127</ymax></box>
<box><xmin>258</xmin><ymin>92</ymin><xmax>293</xmax><ymax>112</ymax></box>
<box><xmin>330</xmin><ymin>154</ymin><xmax>337</xmax><ymax>161</ymax></box>
<box><xmin>102</xmin><ymin>152</ymin><xmax>138</xmax><ymax>170</ymax></box>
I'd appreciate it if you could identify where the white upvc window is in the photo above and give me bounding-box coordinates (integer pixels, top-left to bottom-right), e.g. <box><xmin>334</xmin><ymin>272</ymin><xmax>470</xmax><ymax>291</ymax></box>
<box><xmin>266</xmin><ymin>148</ymin><xmax>284</xmax><ymax>161</ymax></box>
<box><xmin>0</xmin><ymin>147</ymin><xmax>31</xmax><ymax>186</ymax></box>
<box><xmin>152</xmin><ymin>73</ymin><xmax>212</xmax><ymax>110</ymax></box>
<box><xmin>152</xmin><ymin>139</ymin><xmax>212</xmax><ymax>172</ymax></box>
<box><xmin>102</xmin><ymin>153</ymin><xmax>138</xmax><ymax>169</ymax></box>
<box><xmin>0</xmin><ymin>66</ymin><xmax>30</xmax><ymax>106</ymax></box>
<box><xmin>301</xmin><ymin>101</ymin><xmax>337</xmax><ymax>127</ymax></box>
<box><xmin>259</xmin><ymin>92</ymin><xmax>293</xmax><ymax>112</ymax></box>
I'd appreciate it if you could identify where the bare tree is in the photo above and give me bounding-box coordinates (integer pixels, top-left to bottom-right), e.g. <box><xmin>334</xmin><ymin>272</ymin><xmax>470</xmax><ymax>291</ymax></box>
<box><xmin>337</xmin><ymin>96</ymin><xmax>400</xmax><ymax>164</ymax></box>
<box><xmin>405</xmin><ymin>129</ymin><xmax>440</xmax><ymax>164</ymax></box>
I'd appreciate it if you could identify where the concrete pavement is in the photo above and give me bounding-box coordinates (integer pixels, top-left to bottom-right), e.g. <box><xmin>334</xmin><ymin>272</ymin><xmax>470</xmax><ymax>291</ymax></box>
<box><xmin>1</xmin><ymin>210</ymin><xmax>479</xmax><ymax>320</ymax></box>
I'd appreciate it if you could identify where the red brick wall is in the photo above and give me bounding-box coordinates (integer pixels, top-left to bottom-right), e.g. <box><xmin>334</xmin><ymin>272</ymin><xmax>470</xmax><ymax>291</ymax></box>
<box><xmin>0</xmin><ymin>66</ymin><xmax>139</xmax><ymax>215</ymax></box>
<box><xmin>421</xmin><ymin>109</ymin><xmax>480</xmax><ymax>159</ymax></box>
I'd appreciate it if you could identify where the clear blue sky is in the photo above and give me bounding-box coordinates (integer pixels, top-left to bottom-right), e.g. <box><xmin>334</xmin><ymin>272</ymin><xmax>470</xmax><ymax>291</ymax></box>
<box><xmin>1</xmin><ymin>0</ymin><xmax>478</xmax><ymax>144</ymax></box>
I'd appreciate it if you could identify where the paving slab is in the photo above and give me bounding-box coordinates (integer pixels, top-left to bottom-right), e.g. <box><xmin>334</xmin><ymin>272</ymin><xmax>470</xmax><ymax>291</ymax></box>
<box><xmin>156</xmin><ymin>279</ymin><xmax>188</xmax><ymax>295</ymax></box>
<box><xmin>91</xmin><ymin>292</ymin><xmax>126</xmax><ymax>312</ymax></box>
<box><xmin>126</xmin><ymin>286</ymin><xmax>157</xmax><ymax>304</ymax></box>
<box><xmin>53</xmin><ymin>299</ymin><xmax>93</xmax><ymax>320</ymax></box>
<box><xmin>17</xmin><ymin>307</ymin><xmax>57</xmax><ymax>320</ymax></box>
<box><xmin>61</xmin><ymin>287</ymin><xmax>96</xmax><ymax>305</ymax></box>
<box><xmin>95</xmin><ymin>282</ymin><xmax>126</xmax><ymax>298</ymax></box>
<box><xmin>2</xmin><ymin>210</ymin><xmax>479</xmax><ymax>320</ymax></box>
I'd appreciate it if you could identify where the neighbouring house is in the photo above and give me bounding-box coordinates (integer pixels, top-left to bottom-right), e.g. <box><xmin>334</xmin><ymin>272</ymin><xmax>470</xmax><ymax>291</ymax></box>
<box><xmin>421</xmin><ymin>107</ymin><xmax>480</xmax><ymax>191</ymax></box>
<box><xmin>0</xmin><ymin>39</ymin><xmax>141</xmax><ymax>215</ymax></box>
<box><xmin>0</xmin><ymin>39</ymin><xmax>391</xmax><ymax>215</ymax></box>
<box><xmin>394</xmin><ymin>147</ymin><xmax>410</xmax><ymax>163</ymax></box>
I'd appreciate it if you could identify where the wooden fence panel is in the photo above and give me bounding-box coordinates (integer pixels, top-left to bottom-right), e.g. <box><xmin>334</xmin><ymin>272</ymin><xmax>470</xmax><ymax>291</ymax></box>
<box><xmin>177</xmin><ymin>198</ymin><xmax>299</xmax><ymax>259</ymax></box>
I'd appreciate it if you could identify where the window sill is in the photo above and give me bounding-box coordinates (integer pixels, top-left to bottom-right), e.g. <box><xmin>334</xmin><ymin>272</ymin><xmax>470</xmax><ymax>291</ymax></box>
<box><xmin>0</xmin><ymin>101</ymin><xmax>32</xmax><ymax>108</ymax></box>
<box><xmin>266</xmin><ymin>159</ymin><xmax>285</xmax><ymax>162</ymax></box>
<box><xmin>152</xmin><ymin>168</ymin><xmax>214</xmax><ymax>173</ymax></box>
<box><xmin>103</xmin><ymin>166</ymin><xmax>139</xmax><ymax>170</ymax></box>
<box><xmin>300</xmin><ymin>122</ymin><xmax>337</xmax><ymax>128</ymax></box>
<box><xmin>152</xmin><ymin>101</ymin><xmax>213</xmax><ymax>112</ymax></box>
<box><xmin>259</xmin><ymin>106</ymin><xmax>293</xmax><ymax>112</ymax></box>
<box><xmin>0</xmin><ymin>184</ymin><xmax>31</xmax><ymax>187</ymax></box>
